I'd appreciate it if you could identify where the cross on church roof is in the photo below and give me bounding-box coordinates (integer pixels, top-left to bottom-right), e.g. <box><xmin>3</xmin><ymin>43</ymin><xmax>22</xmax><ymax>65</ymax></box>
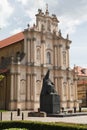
<box><xmin>45</xmin><ymin>3</ymin><xmax>49</xmax><ymax>15</ymax></box>
<box><xmin>46</xmin><ymin>3</ymin><xmax>48</xmax><ymax>11</ymax></box>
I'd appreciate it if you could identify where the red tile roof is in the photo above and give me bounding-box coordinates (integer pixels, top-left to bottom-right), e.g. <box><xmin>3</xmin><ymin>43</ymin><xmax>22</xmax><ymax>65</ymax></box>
<box><xmin>0</xmin><ymin>32</ymin><xmax>24</xmax><ymax>49</ymax></box>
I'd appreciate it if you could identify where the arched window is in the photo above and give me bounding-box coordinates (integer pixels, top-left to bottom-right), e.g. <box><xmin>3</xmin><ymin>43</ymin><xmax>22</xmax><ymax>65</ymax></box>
<box><xmin>47</xmin><ymin>52</ymin><xmax>51</xmax><ymax>64</ymax></box>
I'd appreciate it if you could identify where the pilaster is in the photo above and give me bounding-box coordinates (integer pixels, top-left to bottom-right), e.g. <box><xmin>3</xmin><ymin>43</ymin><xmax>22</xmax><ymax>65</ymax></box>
<box><xmin>66</xmin><ymin>44</ymin><xmax>70</xmax><ymax>68</ymax></box>
<box><xmin>58</xmin><ymin>76</ymin><xmax>63</xmax><ymax>101</ymax></box>
<box><xmin>54</xmin><ymin>45</ymin><xmax>58</xmax><ymax>67</ymax></box>
<box><xmin>32</xmin><ymin>73</ymin><xmax>36</xmax><ymax>102</ymax></box>
<box><xmin>59</xmin><ymin>43</ymin><xmax>62</xmax><ymax>67</ymax></box>
<box><xmin>27</xmin><ymin>38</ymin><xmax>31</xmax><ymax>64</ymax></box>
<box><xmin>10</xmin><ymin>56</ymin><xmax>15</xmax><ymax>101</ymax></box>
<box><xmin>67</xmin><ymin>77</ymin><xmax>71</xmax><ymax>108</ymax></box>
<box><xmin>54</xmin><ymin>76</ymin><xmax>58</xmax><ymax>93</ymax></box>
<box><xmin>10</xmin><ymin>73</ymin><xmax>14</xmax><ymax>101</ymax></box>
<box><xmin>16</xmin><ymin>57</ymin><xmax>21</xmax><ymax>109</ymax></box>
<box><xmin>26</xmin><ymin>73</ymin><xmax>31</xmax><ymax>101</ymax></box>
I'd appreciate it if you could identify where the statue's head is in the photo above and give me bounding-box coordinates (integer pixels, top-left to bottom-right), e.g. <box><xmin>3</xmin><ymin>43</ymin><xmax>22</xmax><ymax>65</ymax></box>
<box><xmin>44</xmin><ymin>69</ymin><xmax>50</xmax><ymax>81</ymax></box>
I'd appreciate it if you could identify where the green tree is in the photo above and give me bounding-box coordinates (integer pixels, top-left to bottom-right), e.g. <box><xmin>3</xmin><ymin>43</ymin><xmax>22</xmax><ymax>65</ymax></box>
<box><xmin>0</xmin><ymin>75</ymin><xmax>5</xmax><ymax>81</ymax></box>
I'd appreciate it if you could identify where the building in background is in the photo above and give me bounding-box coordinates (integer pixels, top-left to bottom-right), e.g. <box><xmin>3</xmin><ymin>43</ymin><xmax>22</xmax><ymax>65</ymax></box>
<box><xmin>75</xmin><ymin>66</ymin><xmax>87</xmax><ymax>107</ymax></box>
<box><xmin>0</xmin><ymin>7</ymin><xmax>79</xmax><ymax>110</ymax></box>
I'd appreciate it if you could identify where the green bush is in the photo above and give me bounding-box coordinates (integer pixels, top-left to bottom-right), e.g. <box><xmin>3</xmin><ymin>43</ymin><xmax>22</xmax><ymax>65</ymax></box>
<box><xmin>0</xmin><ymin>121</ymin><xmax>87</xmax><ymax>130</ymax></box>
<box><xmin>4</xmin><ymin>128</ymin><xmax>27</xmax><ymax>130</ymax></box>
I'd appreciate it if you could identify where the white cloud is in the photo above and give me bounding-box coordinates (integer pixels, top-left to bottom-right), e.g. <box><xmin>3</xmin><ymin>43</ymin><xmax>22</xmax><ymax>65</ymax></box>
<box><xmin>17</xmin><ymin>0</ymin><xmax>87</xmax><ymax>36</ymax></box>
<box><xmin>0</xmin><ymin>0</ymin><xmax>14</xmax><ymax>28</ymax></box>
<box><xmin>17</xmin><ymin>0</ymin><xmax>45</xmax><ymax>7</ymax></box>
<box><xmin>10</xmin><ymin>28</ymin><xmax>23</xmax><ymax>35</ymax></box>
<box><xmin>57</xmin><ymin>0</ymin><xmax>87</xmax><ymax>35</ymax></box>
<box><xmin>0</xmin><ymin>0</ymin><xmax>87</xmax><ymax>37</ymax></box>
<box><xmin>24</xmin><ymin>0</ymin><xmax>45</xmax><ymax>26</ymax></box>
<box><xmin>59</xmin><ymin>16</ymin><xmax>81</xmax><ymax>36</ymax></box>
<box><xmin>16</xmin><ymin>0</ymin><xmax>29</xmax><ymax>5</ymax></box>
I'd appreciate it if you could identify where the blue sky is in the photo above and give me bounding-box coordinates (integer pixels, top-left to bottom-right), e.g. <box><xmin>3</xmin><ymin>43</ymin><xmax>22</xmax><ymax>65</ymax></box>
<box><xmin>0</xmin><ymin>0</ymin><xmax>87</xmax><ymax>68</ymax></box>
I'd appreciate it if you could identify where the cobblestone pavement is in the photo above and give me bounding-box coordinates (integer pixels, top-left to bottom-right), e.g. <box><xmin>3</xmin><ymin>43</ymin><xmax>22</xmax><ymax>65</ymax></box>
<box><xmin>1</xmin><ymin>111</ymin><xmax>87</xmax><ymax>124</ymax></box>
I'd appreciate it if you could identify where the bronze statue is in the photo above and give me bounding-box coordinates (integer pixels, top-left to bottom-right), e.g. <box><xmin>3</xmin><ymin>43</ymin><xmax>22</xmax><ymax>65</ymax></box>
<box><xmin>41</xmin><ymin>70</ymin><xmax>57</xmax><ymax>95</ymax></box>
<box><xmin>40</xmin><ymin>69</ymin><xmax>60</xmax><ymax>114</ymax></box>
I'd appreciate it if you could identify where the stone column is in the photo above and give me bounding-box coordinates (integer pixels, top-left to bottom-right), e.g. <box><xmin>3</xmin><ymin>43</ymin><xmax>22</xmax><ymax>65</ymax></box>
<box><xmin>54</xmin><ymin>77</ymin><xmax>58</xmax><ymax>93</ymax></box>
<box><xmin>16</xmin><ymin>57</ymin><xmax>21</xmax><ymax>108</ymax></box>
<box><xmin>59</xmin><ymin>76</ymin><xmax>63</xmax><ymax>107</ymax></box>
<box><xmin>66</xmin><ymin>45</ymin><xmax>70</xmax><ymax>68</ymax></box>
<box><xmin>30</xmin><ymin>39</ymin><xmax>35</xmax><ymax>63</ymax></box>
<box><xmin>27</xmin><ymin>38</ymin><xmax>31</xmax><ymax>64</ymax></box>
<box><xmin>26</xmin><ymin>73</ymin><xmax>31</xmax><ymax>101</ymax></box>
<box><xmin>67</xmin><ymin>77</ymin><xmax>71</xmax><ymax>108</ymax></box>
<box><xmin>10</xmin><ymin>73</ymin><xmax>14</xmax><ymax>101</ymax></box>
<box><xmin>30</xmin><ymin>73</ymin><xmax>36</xmax><ymax>110</ymax></box>
<box><xmin>9</xmin><ymin>57</ymin><xmax>15</xmax><ymax>110</ymax></box>
<box><xmin>31</xmin><ymin>38</ymin><xmax>35</xmax><ymax>64</ymax></box>
<box><xmin>54</xmin><ymin>45</ymin><xmax>58</xmax><ymax>67</ymax></box>
<box><xmin>16</xmin><ymin>73</ymin><xmax>21</xmax><ymax>102</ymax></box>
<box><xmin>10</xmin><ymin>57</ymin><xmax>15</xmax><ymax>101</ymax></box>
<box><xmin>30</xmin><ymin>74</ymin><xmax>33</xmax><ymax>101</ymax></box>
<box><xmin>26</xmin><ymin>72</ymin><xmax>31</xmax><ymax>109</ymax></box>
<box><xmin>41</xmin><ymin>36</ymin><xmax>45</xmax><ymax>67</ymax></box>
<box><xmin>74</xmin><ymin>79</ymin><xmax>78</xmax><ymax>107</ymax></box>
<box><xmin>32</xmin><ymin>74</ymin><xmax>36</xmax><ymax>102</ymax></box>
<box><xmin>59</xmin><ymin>44</ymin><xmax>62</xmax><ymax>68</ymax></box>
<box><xmin>57</xmin><ymin>45</ymin><xmax>59</xmax><ymax>67</ymax></box>
<box><xmin>57</xmin><ymin>77</ymin><xmax>60</xmax><ymax>95</ymax></box>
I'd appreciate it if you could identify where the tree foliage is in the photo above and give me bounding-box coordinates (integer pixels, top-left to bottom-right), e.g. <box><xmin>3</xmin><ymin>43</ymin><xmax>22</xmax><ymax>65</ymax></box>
<box><xmin>0</xmin><ymin>75</ymin><xmax>5</xmax><ymax>81</ymax></box>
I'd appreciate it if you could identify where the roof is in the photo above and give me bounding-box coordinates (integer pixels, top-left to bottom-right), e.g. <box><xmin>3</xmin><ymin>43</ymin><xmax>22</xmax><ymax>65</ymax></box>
<box><xmin>0</xmin><ymin>32</ymin><xmax>24</xmax><ymax>49</ymax></box>
<box><xmin>75</xmin><ymin>66</ymin><xmax>87</xmax><ymax>76</ymax></box>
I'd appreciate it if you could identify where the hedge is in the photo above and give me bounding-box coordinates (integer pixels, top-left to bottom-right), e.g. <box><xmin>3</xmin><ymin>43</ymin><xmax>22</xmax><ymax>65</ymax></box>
<box><xmin>0</xmin><ymin>121</ymin><xmax>87</xmax><ymax>130</ymax></box>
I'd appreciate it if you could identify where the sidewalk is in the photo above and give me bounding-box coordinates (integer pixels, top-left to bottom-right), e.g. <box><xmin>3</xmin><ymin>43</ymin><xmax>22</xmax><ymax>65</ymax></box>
<box><xmin>0</xmin><ymin>111</ymin><xmax>87</xmax><ymax>124</ymax></box>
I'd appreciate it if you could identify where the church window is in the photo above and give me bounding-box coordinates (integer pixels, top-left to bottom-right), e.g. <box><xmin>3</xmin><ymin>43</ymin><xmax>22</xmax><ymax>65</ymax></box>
<box><xmin>16</xmin><ymin>51</ymin><xmax>20</xmax><ymax>57</ymax></box>
<box><xmin>47</xmin><ymin>52</ymin><xmax>51</xmax><ymax>64</ymax></box>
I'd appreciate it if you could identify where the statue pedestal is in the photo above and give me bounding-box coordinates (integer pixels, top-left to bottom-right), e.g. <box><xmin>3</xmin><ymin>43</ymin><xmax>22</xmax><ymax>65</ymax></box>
<box><xmin>40</xmin><ymin>93</ymin><xmax>60</xmax><ymax>114</ymax></box>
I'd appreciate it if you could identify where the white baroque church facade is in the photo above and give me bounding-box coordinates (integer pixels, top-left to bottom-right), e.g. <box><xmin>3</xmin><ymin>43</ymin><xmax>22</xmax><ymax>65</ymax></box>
<box><xmin>0</xmin><ymin>7</ymin><xmax>79</xmax><ymax>110</ymax></box>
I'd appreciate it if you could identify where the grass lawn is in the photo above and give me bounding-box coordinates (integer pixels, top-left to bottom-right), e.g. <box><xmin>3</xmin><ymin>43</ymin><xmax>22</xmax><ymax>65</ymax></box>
<box><xmin>0</xmin><ymin>110</ymin><xmax>8</xmax><ymax>112</ymax></box>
